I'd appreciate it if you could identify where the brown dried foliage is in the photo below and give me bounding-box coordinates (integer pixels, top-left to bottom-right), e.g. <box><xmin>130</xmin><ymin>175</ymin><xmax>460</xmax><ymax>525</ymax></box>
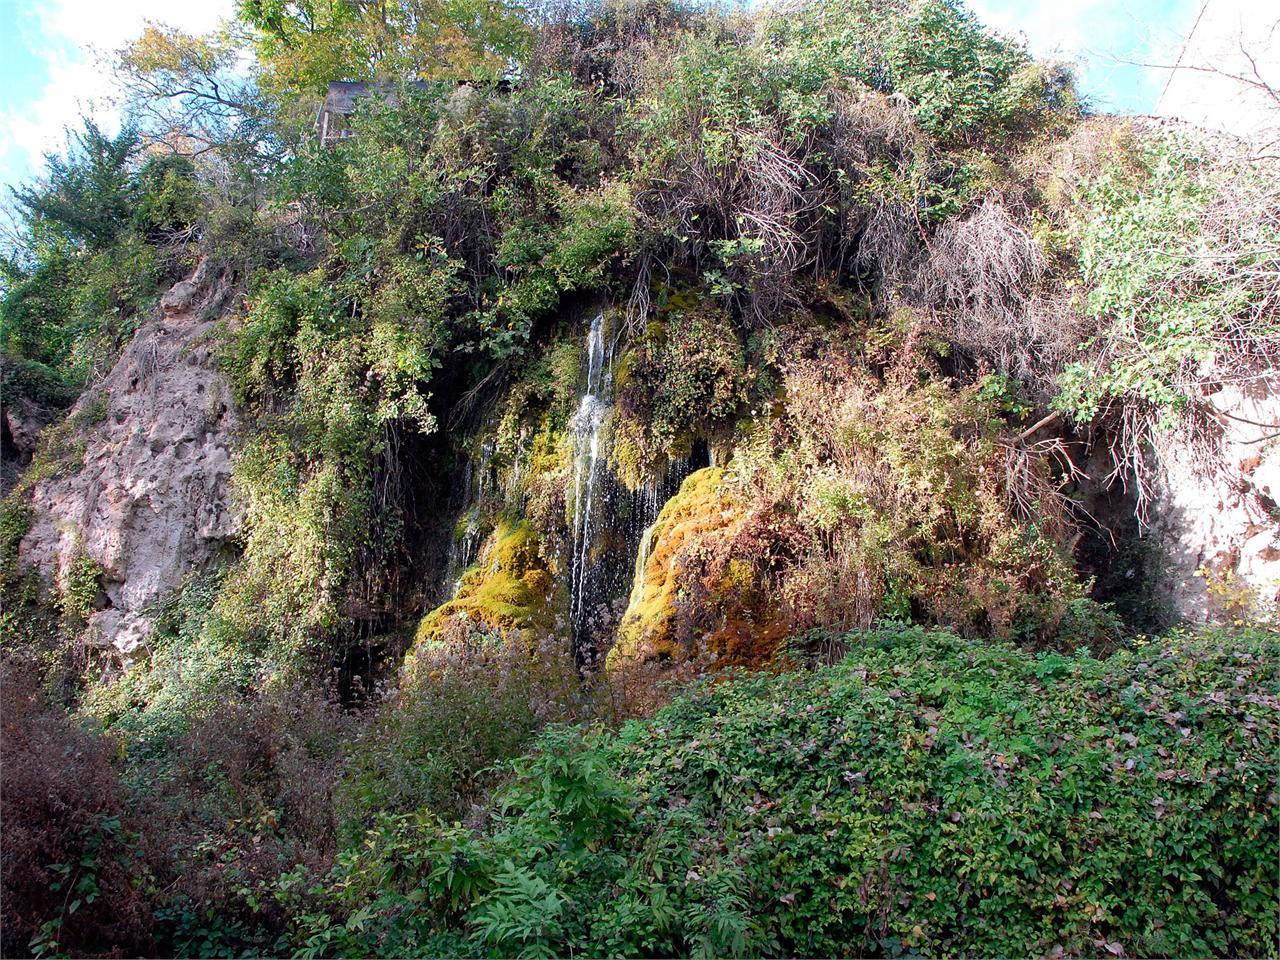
<box><xmin>0</xmin><ymin>658</ymin><xmax>153</xmax><ymax>958</ymax></box>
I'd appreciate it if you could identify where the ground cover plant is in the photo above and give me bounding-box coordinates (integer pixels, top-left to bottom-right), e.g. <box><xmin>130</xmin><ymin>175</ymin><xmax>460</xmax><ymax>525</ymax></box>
<box><xmin>280</xmin><ymin>626</ymin><xmax>1280</xmax><ymax>958</ymax></box>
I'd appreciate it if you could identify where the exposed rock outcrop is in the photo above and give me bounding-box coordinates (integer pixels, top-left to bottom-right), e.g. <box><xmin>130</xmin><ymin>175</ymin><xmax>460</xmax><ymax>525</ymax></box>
<box><xmin>1148</xmin><ymin>379</ymin><xmax>1280</xmax><ymax>622</ymax></box>
<box><xmin>17</xmin><ymin>263</ymin><xmax>241</xmax><ymax>655</ymax></box>
<box><xmin>1</xmin><ymin>357</ymin><xmax>78</xmax><ymax>496</ymax></box>
<box><xmin>2</xmin><ymin>398</ymin><xmax>58</xmax><ymax>496</ymax></box>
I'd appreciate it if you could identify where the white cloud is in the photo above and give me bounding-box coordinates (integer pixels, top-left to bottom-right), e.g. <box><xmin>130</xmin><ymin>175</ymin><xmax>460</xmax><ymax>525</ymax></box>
<box><xmin>0</xmin><ymin>0</ymin><xmax>235</xmax><ymax>187</ymax></box>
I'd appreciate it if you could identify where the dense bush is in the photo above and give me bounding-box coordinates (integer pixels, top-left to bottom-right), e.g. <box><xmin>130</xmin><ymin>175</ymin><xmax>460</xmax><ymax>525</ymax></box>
<box><xmin>338</xmin><ymin>632</ymin><xmax>581</xmax><ymax>833</ymax></box>
<box><xmin>3</xmin><ymin>3</ymin><xmax>1276</xmax><ymax>958</ymax></box>
<box><xmin>1052</xmin><ymin>131</ymin><xmax>1280</xmax><ymax>507</ymax></box>
<box><xmin>291</xmin><ymin>625</ymin><xmax>1279</xmax><ymax>958</ymax></box>
<box><xmin>613</xmin><ymin>316</ymin><xmax>1103</xmax><ymax>667</ymax></box>
<box><xmin>77</xmin><ymin>573</ymin><xmax>353</xmax><ymax>956</ymax></box>
<box><xmin>614</xmin><ymin>294</ymin><xmax>756</xmax><ymax>476</ymax></box>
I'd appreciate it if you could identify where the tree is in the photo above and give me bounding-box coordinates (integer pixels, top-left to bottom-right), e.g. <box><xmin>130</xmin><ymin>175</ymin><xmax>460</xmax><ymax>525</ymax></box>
<box><xmin>10</xmin><ymin>123</ymin><xmax>142</xmax><ymax>255</ymax></box>
<box><xmin>2</xmin><ymin>122</ymin><xmax>199</xmax><ymax>376</ymax></box>
<box><xmin>113</xmin><ymin>23</ymin><xmax>280</xmax><ymax>165</ymax></box>
<box><xmin>236</xmin><ymin>0</ymin><xmax>530</xmax><ymax>97</ymax></box>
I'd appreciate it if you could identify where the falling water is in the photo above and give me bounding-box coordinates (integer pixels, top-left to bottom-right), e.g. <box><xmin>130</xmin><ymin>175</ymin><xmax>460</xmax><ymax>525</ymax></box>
<box><xmin>437</xmin><ymin>311</ymin><xmax>703</xmax><ymax>641</ymax></box>
<box><xmin>441</xmin><ymin>438</ymin><xmax>496</xmax><ymax>599</ymax></box>
<box><xmin>623</xmin><ymin>455</ymin><xmax>690</xmax><ymax>609</ymax></box>
<box><xmin>568</xmin><ymin>311</ymin><xmax>613</xmax><ymax>652</ymax></box>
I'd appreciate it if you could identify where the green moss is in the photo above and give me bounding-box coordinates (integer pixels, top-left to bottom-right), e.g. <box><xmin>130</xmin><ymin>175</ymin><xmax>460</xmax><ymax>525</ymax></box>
<box><xmin>70</xmin><ymin>391</ymin><xmax>109</xmax><ymax>429</ymax></box>
<box><xmin>413</xmin><ymin>521</ymin><xmax>558</xmax><ymax>652</ymax></box>
<box><xmin>0</xmin><ymin>499</ymin><xmax>33</xmax><ymax>570</ymax></box>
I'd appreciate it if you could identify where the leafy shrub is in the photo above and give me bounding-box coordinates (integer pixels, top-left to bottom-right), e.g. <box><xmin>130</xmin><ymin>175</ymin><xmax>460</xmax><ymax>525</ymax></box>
<box><xmin>80</xmin><ymin>572</ymin><xmax>263</xmax><ymax>765</ymax></box>
<box><xmin>615</xmin><ymin>320</ymin><xmax>1098</xmax><ymax>667</ymax></box>
<box><xmin>297</xmin><ymin>625</ymin><xmax>1279</xmax><ymax>958</ymax></box>
<box><xmin>1050</xmin><ymin>131</ymin><xmax>1280</xmax><ymax>506</ymax></box>
<box><xmin>0</xmin><ymin>356</ymin><xmax>79</xmax><ymax>410</ymax></box>
<box><xmin>217</xmin><ymin>271</ymin><xmax>383</xmax><ymax>660</ymax></box>
<box><xmin>141</xmin><ymin>684</ymin><xmax>350</xmax><ymax>958</ymax></box>
<box><xmin>614</xmin><ymin>295</ymin><xmax>753</xmax><ymax>475</ymax></box>
<box><xmin>338</xmin><ymin>632</ymin><xmax>581</xmax><ymax>834</ymax></box>
<box><xmin>58</xmin><ymin>550</ymin><xmax>104</xmax><ymax>626</ymax></box>
<box><xmin>1</xmin><ymin>122</ymin><xmax>198</xmax><ymax>385</ymax></box>
<box><xmin>80</xmin><ymin>570</ymin><xmax>352</xmax><ymax>955</ymax></box>
<box><xmin>1057</xmin><ymin>135</ymin><xmax>1278</xmax><ymax>422</ymax></box>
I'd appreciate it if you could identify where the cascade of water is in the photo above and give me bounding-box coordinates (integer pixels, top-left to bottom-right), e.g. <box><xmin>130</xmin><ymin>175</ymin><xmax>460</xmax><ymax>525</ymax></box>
<box><xmin>568</xmin><ymin>312</ymin><xmax>613</xmax><ymax>652</ymax></box>
<box><xmin>443</xmin><ymin>508</ymin><xmax>483</xmax><ymax>596</ymax></box>
<box><xmin>630</xmin><ymin>520</ymin><xmax>657</xmax><ymax>606</ymax></box>
<box><xmin>565</xmin><ymin>317</ymin><xmax>710</xmax><ymax>660</ymax></box>
<box><xmin>440</xmin><ymin>434</ymin><xmax>501</xmax><ymax>599</ymax></box>
<box><xmin>618</xmin><ymin>453</ymin><xmax>699</xmax><ymax>616</ymax></box>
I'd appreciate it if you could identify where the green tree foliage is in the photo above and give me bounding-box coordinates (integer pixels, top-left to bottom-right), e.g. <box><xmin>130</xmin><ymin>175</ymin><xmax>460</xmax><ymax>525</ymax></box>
<box><xmin>1</xmin><ymin>122</ymin><xmax>198</xmax><ymax>386</ymax></box>
<box><xmin>3</xmin><ymin>5</ymin><xmax>1278</xmax><ymax>958</ymax></box>
<box><xmin>238</xmin><ymin>0</ymin><xmax>529</xmax><ymax>97</ymax></box>
<box><xmin>114</xmin><ymin>23</ymin><xmax>278</xmax><ymax>165</ymax></box>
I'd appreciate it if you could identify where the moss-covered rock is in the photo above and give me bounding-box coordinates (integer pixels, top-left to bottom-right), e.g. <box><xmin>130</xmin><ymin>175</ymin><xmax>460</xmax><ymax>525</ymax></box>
<box><xmin>610</xmin><ymin>467</ymin><xmax>796</xmax><ymax>669</ymax></box>
<box><xmin>610</xmin><ymin>468</ymin><xmax>738</xmax><ymax>666</ymax></box>
<box><xmin>413</xmin><ymin>521</ymin><xmax>558</xmax><ymax>652</ymax></box>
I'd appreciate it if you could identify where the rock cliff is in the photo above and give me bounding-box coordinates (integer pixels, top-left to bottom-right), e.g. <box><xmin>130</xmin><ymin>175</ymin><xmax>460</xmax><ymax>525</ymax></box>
<box><xmin>1149</xmin><ymin>380</ymin><xmax>1280</xmax><ymax>622</ymax></box>
<box><xmin>17</xmin><ymin>263</ymin><xmax>241</xmax><ymax>655</ymax></box>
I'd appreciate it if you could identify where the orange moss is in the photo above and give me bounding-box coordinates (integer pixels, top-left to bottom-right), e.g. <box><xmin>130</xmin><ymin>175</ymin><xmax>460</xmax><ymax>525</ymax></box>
<box><xmin>611</xmin><ymin>469</ymin><xmax>731</xmax><ymax>665</ymax></box>
<box><xmin>610</xmin><ymin>468</ymin><xmax>788</xmax><ymax>669</ymax></box>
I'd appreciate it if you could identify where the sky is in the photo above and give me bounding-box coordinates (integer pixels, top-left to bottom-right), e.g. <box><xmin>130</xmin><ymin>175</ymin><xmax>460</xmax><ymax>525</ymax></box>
<box><xmin>0</xmin><ymin>0</ymin><xmax>1275</xmax><ymax>195</ymax></box>
<box><xmin>0</xmin><ymin>0</ymin><xmax>235</xmax><ymax>194</ymax></box>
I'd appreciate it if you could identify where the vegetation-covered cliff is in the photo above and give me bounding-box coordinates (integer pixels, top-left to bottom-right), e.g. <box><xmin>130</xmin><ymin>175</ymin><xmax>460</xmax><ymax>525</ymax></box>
<box><xmin>1</xmin><ymin>1</ymin><xmax>1277</xmax><ymax>956</ymax></box>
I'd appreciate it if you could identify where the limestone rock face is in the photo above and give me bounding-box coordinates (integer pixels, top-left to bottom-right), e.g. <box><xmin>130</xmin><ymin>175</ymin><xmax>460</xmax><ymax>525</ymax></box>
<box><xmin>18</xmin><ymin>263</ymin><xmax>241</xmax><ymax>655</ymax></box>
<box><xmin>1148</xmin><ymin>379</ymin><xmax>1280</xmax><ymax>622</ymax></box>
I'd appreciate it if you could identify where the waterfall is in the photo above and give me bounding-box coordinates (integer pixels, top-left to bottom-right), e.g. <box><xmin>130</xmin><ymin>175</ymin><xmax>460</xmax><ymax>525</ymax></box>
<box><xmin>442</xmin><ymin>507</ymin><xmax>482</xmax><ymax>597</ymax></box>
<box><xmin>630</xmin><ymin>520</ymin><xmax>658</xmax><ymax>607</ymax></box>
<box><xmin>568</xmin><ymin>311</ymin><xmax>613</xmax><ymax>654</ymax></box>
<box><xmin>622</xmin><ymin>454</ymin><xmax>690</xmax><ymax>611</ymax></box>
<box><xmin>564</xmin><ymin>313</ymin><xmax>710</xmax><ymax>661</ymax></box>
<box><xmin>437</xmin><ymin>309</ymin><xmax>703</xmax><ymax>637</ymax></box>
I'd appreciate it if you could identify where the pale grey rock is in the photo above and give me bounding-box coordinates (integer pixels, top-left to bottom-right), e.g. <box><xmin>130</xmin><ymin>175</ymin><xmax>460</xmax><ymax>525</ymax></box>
<box><xmin>18</xmin><ymin>262</ymin><xmax>241</xmax><ymax>656</ymax></box>
<box><xmin>1147</xmin><ymin>377</ymin><xmax>1280</xmax><ymax>623</ymax></box>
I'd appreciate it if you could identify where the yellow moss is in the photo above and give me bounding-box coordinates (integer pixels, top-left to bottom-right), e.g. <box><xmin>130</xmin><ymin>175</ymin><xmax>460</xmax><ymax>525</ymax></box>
<box><xmin>612</xmin><ymin>346</ymin><xmax>637</xmax><ymax>396</ymax></box>
<box><xmin>526</xmin><ymin>425</ymin><xmax>570</xmax><ymax>479</ymax></box>
<box><xmin>412</xmin><ymin>521</ymin><xmax>557</xmax><ymax>651</ymax></box>
<box><xmin>610</xmin><ymin>417</ymin><xmax>647</xmax><ymax>491</ymax></box>
<box><xmin>609</xmin><ymin>468</ymin><xmax>738</xmax><ymax>667</ymax></box>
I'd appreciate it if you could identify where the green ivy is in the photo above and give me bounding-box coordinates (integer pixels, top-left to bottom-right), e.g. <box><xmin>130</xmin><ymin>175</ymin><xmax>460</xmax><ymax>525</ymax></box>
<box><xmin>283</xmin><ymin>625</ymin><xmax>1278</xmax><ymax>958</ymax></box>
